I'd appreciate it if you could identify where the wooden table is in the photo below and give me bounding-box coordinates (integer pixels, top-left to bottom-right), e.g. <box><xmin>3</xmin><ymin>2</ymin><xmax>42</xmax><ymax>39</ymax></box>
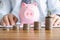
<box><xmin>0</xmin><ymin>28</ymin><xmax>60</xmax><ymax>40</ymax></box>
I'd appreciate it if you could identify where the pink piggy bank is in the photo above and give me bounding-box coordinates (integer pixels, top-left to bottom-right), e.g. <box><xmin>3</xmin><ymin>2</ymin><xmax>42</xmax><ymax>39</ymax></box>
<box><xmin>19</xmin><ymin>3</ymin><xmax>40</xmax><ymax>25</ymax></box>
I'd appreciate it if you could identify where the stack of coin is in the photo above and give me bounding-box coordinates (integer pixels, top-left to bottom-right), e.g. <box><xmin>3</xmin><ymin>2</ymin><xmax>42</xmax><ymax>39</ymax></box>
<box><xmin>45</xmin><ymin>10</ymin><xmax>52</xmax><ymax>30</ymax></box>
<box><xmin>3</xmin><ymin>27</ymin><xmax>10</xmax><ymax>31</ymax></box>
<box><xmin>34</xmin><ymin>21</ymin><xmax>40</xmax><ymax>30</ymax></box>
<box><xmin>45</xmin><ymin>16</ymin><xmax>52</xmax><ymax>30</ymax></box>
<box><xmin>13</xmin><ymin>25</ymin><xmax>20</xmax><ymax>30</ymax></box>
<box><xmin>23</xmin><ymin>24</ymin><xmax>30</xmax><ymax>30</ymax></box>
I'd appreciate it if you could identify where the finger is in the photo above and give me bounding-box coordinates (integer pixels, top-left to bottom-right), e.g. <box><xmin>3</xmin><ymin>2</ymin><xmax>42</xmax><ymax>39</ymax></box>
<box><xmin>54</xmin><ymin>18</ymin><xmax>59</xmax><ymax>26</ymax></box>
<box><xmin>56</xmin><ymin>18</ymin><xmax>60</xmax><ymax>26</ymax></box>
<box><xmin>51</xmin><ymin>14</ymin><xmax>56</xmax><ymax>25</ymax></box>
<box><xmin>58</xmin><ymin>22</ymin><xmax>60</xmax><ymax>26</ymax></box>
<box><xmin>8</xmin><ymin>14</ymin><xmax>15</xmax><ymax>25</ymax></box>
<box><xmin>51</xmin><ymin>14</ymin><xmax>58</xmax><ymax>21</ymax></box>
<box><xmin>52</xmin><ymin>16</ymin><xmax>58</xmax><ymax>26</ymax></box>
<box><xmin>1</xmin><ymin>20</ymin><xmax>6</xmax><ymax>26</ymax></box>
<box><xmin>52</xmin><ymin>15</ymin><xmax>59</xmax><ymax>26</ymax></box>
<box><xmin>13</xmin><ymin>15</ymin><xmax>18</xmax><ymax>23</ymax></box>
<box><xmin>3</xmin><ymin>15</ymin><xmax>10</xmax><ymax>26</ymax></box>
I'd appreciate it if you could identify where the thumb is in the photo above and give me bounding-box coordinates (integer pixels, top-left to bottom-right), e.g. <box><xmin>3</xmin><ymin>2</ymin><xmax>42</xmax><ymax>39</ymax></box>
<box><xmin>13</xmin><ymin>15</ymin><xmax>18</xmax><ymax>23</ymax></box>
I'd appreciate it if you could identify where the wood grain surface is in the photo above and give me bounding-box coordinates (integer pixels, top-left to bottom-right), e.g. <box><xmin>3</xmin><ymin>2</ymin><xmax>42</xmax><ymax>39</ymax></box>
<box><xmin>0</xmin><ymin>28</ymin><xmax>60</xmax><ymax>40</ymax></box>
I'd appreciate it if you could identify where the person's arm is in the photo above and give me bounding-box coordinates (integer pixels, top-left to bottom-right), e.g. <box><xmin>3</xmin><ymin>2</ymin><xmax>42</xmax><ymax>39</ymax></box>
<box><xmin>47</xmin><ymin>0</ymin><xmax>60</xmax><ymax>26</ymax></box>
<box><xmin>0</xmin><ymin>0</ymin><xmax>11</xmax><ymax>19</ymax></box>
<box><xmin>11</xmin><ymin>0</ymin><xmax>22</xmax><ymax>22</ymax></box>
<box><xmin>0</xmin><ymin>0</ymin><xmax>14</xmax><ymax>26</ymax></box>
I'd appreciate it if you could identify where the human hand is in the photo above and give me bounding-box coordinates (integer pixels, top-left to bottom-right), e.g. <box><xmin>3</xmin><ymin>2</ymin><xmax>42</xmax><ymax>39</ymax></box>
<box><xmin>51</xmin><ymin>14</ymin><xmax>60</xmax><ymax>26</ymax></box>
<box><xmin>0</xmin><ymin>13</ymin><xmax>18</xmax><ymax>26</ymax></box>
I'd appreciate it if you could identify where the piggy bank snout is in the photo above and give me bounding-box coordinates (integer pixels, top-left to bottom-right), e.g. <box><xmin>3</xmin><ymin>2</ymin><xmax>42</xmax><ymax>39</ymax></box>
<box><xmin>25</xmin><ymin>11</ymin><xmax>33</xmax><ymax>16</ymax></box>
<box><xmin>24</xmin><ymin>9</ymin><xmax>34</xmax><ymax>18</ymax></box>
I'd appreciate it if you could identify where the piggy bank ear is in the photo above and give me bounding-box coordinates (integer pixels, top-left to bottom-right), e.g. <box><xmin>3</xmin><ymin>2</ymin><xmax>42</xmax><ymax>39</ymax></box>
<box><xmin>22</xmin><ymin>3</ymin><xmax>26</xmax><ymax>7</ymax></box>
<box><xmin>33</xmin><ymin>3</ymin><xmax>37</xmax><ymax>6</ymax></box>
